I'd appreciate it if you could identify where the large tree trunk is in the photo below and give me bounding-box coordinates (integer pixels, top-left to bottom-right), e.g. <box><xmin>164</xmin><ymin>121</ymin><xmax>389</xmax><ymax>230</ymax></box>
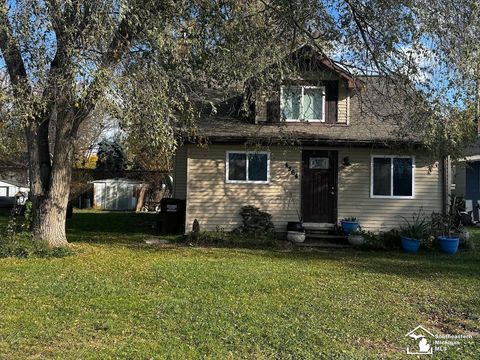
<box><xmin>27</xmin><ymin>111</ymin><xmax>76</xmax><ymax>247</ymax></box>
<box><xmin>32</xmin><ymin>196</ymin><xmax>69</xmax><ymax>247</ymax></box>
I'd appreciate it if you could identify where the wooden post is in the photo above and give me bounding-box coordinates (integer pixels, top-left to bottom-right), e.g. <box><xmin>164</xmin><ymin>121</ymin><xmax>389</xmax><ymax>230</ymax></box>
<box><xmin>135</xmin><ymin>184</ymin><xmax>149</xmax><ymax>212</ymax></box>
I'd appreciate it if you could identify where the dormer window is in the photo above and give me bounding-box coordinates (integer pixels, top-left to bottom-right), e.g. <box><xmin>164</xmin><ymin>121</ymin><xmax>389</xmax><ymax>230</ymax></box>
<box><xmin>280</xmin><ymin>85</ymin><xmax>325</xmax><ymax>122</ymax></box>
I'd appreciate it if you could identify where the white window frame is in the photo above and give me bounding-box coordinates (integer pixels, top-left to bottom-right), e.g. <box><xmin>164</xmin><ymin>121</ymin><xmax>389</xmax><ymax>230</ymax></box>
<box><xmin>0</xmin><ymin>186</ymin><xmax>8</xmax><ymax>197</ymax></box>
<box><xmin>280</xmin><ymin>85</ymin><xmax>326</xmax><ymax>122</ymax></box>
<box><xmin>370</xmin><ymin>155</ymin><xmax>415</xmax><ymax>199</ymax></box>
<box><xmin>225</xmin><ymin>151</ymin><xmax>270</xmax><ymax>184</ymax></box>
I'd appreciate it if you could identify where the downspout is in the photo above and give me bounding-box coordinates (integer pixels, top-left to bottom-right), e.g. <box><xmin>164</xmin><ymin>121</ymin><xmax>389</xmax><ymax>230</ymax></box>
<box><xmin>442</xmin><ymin>156</ymin><xmax>451</xmax><ymax>215</ymax></box>
<box><xmin>476</xmin><ymin>67</ymin><xmax>480</xmax><ymax>135</ymax></box>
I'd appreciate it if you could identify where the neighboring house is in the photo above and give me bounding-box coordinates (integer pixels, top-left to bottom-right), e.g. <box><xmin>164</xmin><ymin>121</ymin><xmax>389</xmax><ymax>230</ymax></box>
<box><xmin>0</xmin><ymin>179</ymin><xmax>29</xmax><ymax>207</ymax></box>
<box><xmin>0</xmin><ymin>158</ymin><xmax>29</xmax><ymax>186</ymax></box>
<box><xmin>452</xmin><ymin>139</ymin><xmax>480</xmax><ymax>221</ymax></box>
<box><xmin>92</xmin><ymin>178</ymin><xmax>145</xmax><ymax>211</ymax></box>
<box><xmin>173</xmin><ymin>45</ymin><xmax>448</xmax><ymax>235</ymax></box>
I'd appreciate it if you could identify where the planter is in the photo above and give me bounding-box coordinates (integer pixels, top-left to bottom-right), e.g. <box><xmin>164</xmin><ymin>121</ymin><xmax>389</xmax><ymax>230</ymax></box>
<box><xmin>348</xmin><ymin>234</ymin><xmax>365</xmax><ymax>246</ymax></box>
<box><xmin>341</xmin><ymin>221</ymin><xmax>359</xmax><ymax>235</ymax></box>
<box><xmin>287</xmin><ymin>221</ymin><xmax>304</xmax><ymax>232</ymax></box>
<box><xmin>438</xmin><ymin>236</ymin><xmax>460</xmax><ymax>254</ymax></box>
<box><xmin>401</xmin><ymin>236</ymin><xmax>421</xmax><ymax>253</ymax></box>
<box><xmin>287</xmin><ymin>231</ymin><xmax>306</xmax><ymax>243</ymax></box>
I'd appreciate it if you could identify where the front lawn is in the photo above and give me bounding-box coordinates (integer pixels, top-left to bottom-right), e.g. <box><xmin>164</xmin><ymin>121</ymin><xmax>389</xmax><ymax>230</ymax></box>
<box><xmin>0</xmin><ymin>211</ymin><xmax>479</xmax><ymax>359</ymax></box>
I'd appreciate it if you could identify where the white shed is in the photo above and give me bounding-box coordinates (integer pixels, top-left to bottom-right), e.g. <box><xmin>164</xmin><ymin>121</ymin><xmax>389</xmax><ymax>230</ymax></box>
<box><xmin>92</xmin><ymin>178</ymin><xmax>144</xmax><ymax>211</ymax></box>
<box><xmin>0</xmin><ymin>179</ymin><xmax>29</xmax><ymax>207</ymax></box>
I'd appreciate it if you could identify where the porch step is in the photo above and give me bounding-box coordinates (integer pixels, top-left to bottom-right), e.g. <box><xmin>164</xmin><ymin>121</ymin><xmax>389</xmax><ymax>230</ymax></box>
<box><xmin>305</xmin><ymin>233</ymin><xmax>347</xmax><ymax>240</ymax></box>
<box><xmin>303</xmin><ymin>222</ymin><xmax>336</xmax><ymax>231</ymax></box>
<box><xmin>297</xmin><ymin>222</ymin><xmax>347</xmax><ymax>247</ymax></box>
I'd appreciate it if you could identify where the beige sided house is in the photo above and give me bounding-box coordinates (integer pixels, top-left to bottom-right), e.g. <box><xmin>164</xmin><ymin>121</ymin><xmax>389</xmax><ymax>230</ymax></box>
<box><xmin>173</xmin><ymin>45</ymin><xmax>448</xmax><ymax>236</ymax></box>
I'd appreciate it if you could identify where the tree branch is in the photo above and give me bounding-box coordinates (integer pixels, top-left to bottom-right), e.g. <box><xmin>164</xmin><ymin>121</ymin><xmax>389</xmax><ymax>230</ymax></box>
<box><xmin>344</xmin><ymin>0</ymin><xmax>382</xmax><ymax>72</ymax></box>
<box><xmin>72</xmin><ymin>15</ymin><xmax>142</xmax><ymax>130</ymax></box>
<box><xmin>0</xmin><ymin>1</ymin><xmax>29</xmax><ymax>94</ymax></box>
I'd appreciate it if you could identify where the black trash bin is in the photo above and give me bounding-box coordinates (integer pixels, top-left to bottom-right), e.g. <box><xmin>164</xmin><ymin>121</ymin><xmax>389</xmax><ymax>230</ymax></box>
<box><xmin>157</xmin><ymin>198</ymin><xmax>186</xmax><ymax>234</ymax></box>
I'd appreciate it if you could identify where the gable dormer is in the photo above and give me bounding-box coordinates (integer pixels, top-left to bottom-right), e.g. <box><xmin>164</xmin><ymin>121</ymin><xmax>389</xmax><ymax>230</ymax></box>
<box><xmin>253</xmin><ymin>45</ymin><xmax>356</xmax><ymax>125</ymax></box>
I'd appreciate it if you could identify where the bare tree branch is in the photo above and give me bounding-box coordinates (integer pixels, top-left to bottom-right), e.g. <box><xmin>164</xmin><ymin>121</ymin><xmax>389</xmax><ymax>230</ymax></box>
<box><xmin>0</xmin><ymin>1</ymin><xmax>29</xmax><ymax>94</ymax></box>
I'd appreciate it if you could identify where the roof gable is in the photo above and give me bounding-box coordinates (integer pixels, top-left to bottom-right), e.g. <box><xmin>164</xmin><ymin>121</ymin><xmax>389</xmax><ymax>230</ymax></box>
<box><xmin>289</xmin><ymin>44</ymin><xmax>358</xmax><ymax>89</ymax></box>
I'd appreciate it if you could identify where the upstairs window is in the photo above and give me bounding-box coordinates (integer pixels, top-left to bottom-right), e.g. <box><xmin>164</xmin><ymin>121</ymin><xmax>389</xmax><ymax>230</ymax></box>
<box><xmin>371</xmin><ymin>156</ymin><xmax>415</xmax><ymax>199</ymax></box>
<box><xmin>281</xmin><ymin>86</ymin><xmax>325</xmax><ymax>122</ymax></box>
<box><xmin>226</xmin><ymin>151</ymin><xmax>269</xmax><ymax>183</ymax></box>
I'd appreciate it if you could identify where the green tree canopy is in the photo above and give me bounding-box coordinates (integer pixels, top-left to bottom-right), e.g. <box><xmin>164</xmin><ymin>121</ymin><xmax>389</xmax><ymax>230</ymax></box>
<box><xmin>0</xmin><ymin>0</ymin><xmax>478</xmax><ymax>246</ymax></box>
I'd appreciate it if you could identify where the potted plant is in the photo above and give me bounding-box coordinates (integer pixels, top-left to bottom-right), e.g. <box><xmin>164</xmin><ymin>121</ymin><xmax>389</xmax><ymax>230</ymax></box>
<box><xmin>437</xmin><ymin>214</ymin><xmax>461</xmax><ymax>255</ymax></box>
<box><xmin>400</xmin><ymin>212</ymin><xmax>428</xmax><ymax>253</ymax></box>
<box><xmin>340</xmin><ymin>217</ymin><xmax>359</xmax><ymax>235</ymax></box>
<box><xmin>286</xmin><ymin>190</ymin><xmax>306</xmax><ymax>243</ymax></box>
<box><xmin>438</xmin><ymin>233</ymin><xmax>460</xmax><ymax>254</ymax></box>
<box><xmin>287</xmin><ymin>221</ymin><xmax>306</xmax><ymax>243</ymax></box>
<box><xmin>430</xmin><ymin>197</ymin><xmax>461</xmax><ymax>254</ymax></box>
<box><xmin>348</xmin><ymin>228</ymin><xmax>365</xmax><ymax>246</ymax></box>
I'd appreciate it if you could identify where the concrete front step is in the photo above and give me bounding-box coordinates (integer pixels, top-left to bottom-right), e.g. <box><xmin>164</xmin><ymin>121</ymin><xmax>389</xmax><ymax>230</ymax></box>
<box><xmin>305</xmin><ymin>233</ymin><xmax>347</xmax><ymax>240</ymax></box>
<box><xmin>303</xmin><ymin>222</ymin><xmax>336</xmax><ymax>231</ymax></box>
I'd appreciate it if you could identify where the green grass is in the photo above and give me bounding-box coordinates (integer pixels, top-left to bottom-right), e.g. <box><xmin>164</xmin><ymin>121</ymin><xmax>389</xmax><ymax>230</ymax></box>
<box><xmin>0</xmin><ymin>211</ymin><xmax>479</xmax><ymax>359</ymax></box>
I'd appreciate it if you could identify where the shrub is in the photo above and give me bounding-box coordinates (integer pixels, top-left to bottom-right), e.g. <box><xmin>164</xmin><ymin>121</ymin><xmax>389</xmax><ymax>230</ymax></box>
<box><xmin>356</xmin><ymin>229</ymin><xmax>402</xmax><ymax>251</ymax></box>
<box><xmin>187</xmin><ymin>226</ymin><xmax>276</xmax><ymax>248</ymax></box>
<box><xmin>187</xmin><ymin>206</ymin><xmax>277</xmax><ymax>247</ymax></box>
<box><xmin>358</xmin><ymin>231</ymin><xmax>385</xmax><ymax>250</ymax></box>
<box><xmin>429</xmin><ymin>211</ymin><xmax>464</xmax><ymax>237</ymax></box>
<box><xmin>380</xmin><ymin>229</ymin><xmax>402</xmax><ymax>249</ymax></box>
<box><xmin>187</xmin><ymin>227</ymin><xmax>229</xmax><ymax>245</ymax></box>
<box><xmin>238</xmin><ymin>205</ymin><xmax>275</xmax><ymax>235</ymax></box>
<box><xmin>0</xmin><ymin>232</ymin><xmax>73</xmax><ymax>259</ymax></box>
<box><xmin>0</xmin><ymin>214</ymin><xmax>73</xmax><ymax>259</ymax></box>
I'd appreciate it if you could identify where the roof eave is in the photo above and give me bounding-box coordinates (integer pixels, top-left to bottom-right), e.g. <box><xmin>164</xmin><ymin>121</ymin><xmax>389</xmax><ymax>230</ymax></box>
<box><xmin>188</xmin><ymin>136</ymin><xmax>423</xmax><ymax>149</ymax></box>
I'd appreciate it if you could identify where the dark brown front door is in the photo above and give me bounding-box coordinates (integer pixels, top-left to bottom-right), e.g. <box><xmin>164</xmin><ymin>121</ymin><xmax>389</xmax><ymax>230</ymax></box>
<box><xmin>301</xmin><ymin>150</ymin><xmax>337</xmax><ymax>223</ymax></box>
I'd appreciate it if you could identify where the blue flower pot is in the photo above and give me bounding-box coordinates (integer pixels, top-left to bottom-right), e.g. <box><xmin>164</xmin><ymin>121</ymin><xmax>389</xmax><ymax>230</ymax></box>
<box><xmin>401</xmin><ymin>236</ymin><xmax>421</xmax><ymax>253</ymax></box>
<box><xmin>438</xmin><ymin>236</ymin><xmax>460</xmax><ymax>254</ymax></box>
<box><xmin>341</xmin><ymin>221</ymin><xmax>359</xmax><ymax>235</ymax></box>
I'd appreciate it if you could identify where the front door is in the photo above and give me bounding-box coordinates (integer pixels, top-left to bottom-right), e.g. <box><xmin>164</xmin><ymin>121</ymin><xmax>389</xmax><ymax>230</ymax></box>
<box><xmin>301</xmin><ymin>150</ymin><xmax>338</xmax><ymax>223</ymax></box>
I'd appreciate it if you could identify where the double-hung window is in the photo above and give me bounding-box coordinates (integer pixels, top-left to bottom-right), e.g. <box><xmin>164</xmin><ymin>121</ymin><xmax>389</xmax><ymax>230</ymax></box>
<box><xmin>226</xmin><ymin>151</ymin><xmax>269</xmax><ymax>183</ymax></box>
<box><xmin>371</xmin><ymin>156</ymin><xmax>415</xmax><ymax>199</ymax></box>
<box><xmin>280</xmin><ymin>85</ymin><xmax>325</xmax><ymax>122</ymax></box>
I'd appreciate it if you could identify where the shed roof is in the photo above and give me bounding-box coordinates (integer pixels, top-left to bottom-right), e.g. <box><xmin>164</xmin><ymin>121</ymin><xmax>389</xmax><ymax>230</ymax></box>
<box><xmin>91</xmin><ymin>178</ymin><xmax>145</xmax><ymax>184</ymax></box>
<box><xmin>0</xmin><ymin>179</ymin><xmax>28</xmax><ymax>188</ymax></box>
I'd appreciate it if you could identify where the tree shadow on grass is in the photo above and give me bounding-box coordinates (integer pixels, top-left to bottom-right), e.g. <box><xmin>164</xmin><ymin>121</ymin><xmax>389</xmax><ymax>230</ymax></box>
<box><xmin>66</xmin><ymin>211</ymin><xmax>163</xmax><ymax>244</ymax></box>
<box><xmin>258</xmin><ymin>247</ymin><xmax>480</xmax><ymax>280</ymax></box>
<box><xmin>64</xmin><ymin>211</ymin><xmax>480</xmax><ymax>280</ymax></box>
<box><xmin>107</xmin><ymin>240</ymin><xmax>480</xmax><ymax>281</ymax></box>
<box><xmin>67</xmin><ymin>212</ymin><xmax>159</xmax><ymax>234</ymax></box>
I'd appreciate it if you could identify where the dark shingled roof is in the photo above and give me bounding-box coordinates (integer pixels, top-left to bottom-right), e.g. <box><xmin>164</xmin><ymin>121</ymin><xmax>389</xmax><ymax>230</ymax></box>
<box><xmin>194</xmin><ymin>76</ymin><xmax>420</xmax><ymax>147</ymax></box>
